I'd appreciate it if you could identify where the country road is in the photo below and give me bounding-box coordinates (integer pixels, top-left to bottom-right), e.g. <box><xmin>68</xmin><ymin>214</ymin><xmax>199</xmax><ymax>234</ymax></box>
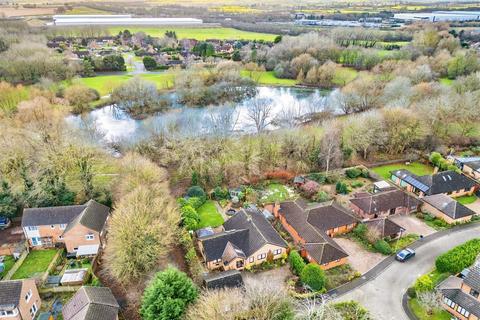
<box><xmin>335</xmin><ymin>223</ymin><xmax>480</xmax><ymax>320</ymax></box>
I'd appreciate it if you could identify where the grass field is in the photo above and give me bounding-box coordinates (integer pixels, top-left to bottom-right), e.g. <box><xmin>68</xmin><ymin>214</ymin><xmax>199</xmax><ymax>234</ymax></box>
<box><xmin>333</xmin><ymin>67</ymin><xmax>358</xmax><ymax>86</ymax></box>
<box><xmin>0</xmin><ymin>256</ymin><xmax>15</xmax><ymax>279</ymax></box>
<box><xmin>64</xmin><ymin>6</ymin><xmax>112</xmax><ymax>15</ymax></box>
<box><xmin>107</xmin><ymin>26</ymin><xmax>276</xmax><ymax>41</ymax></box>
<box><xmin>74</xmin><ymin>72</ymin><xmax>175</xmax><ymax>96</ymax></box>
<box><xmin>197</xmin><ymin>200</ymin><xmax>224</xmax><ymax>229</ymax></box>
<box><xmin>371</xmin><ymin>162</ymin><xmax>434</xmax><ymax>180</ymax></box>
<box><xmin>439</xmin><ymin>78</ymin><xmax>454</xmax><ymax>86</ymax></box>
<box><xmin>260</xmin><ymin>183</ymin><xmax>295</xmax><ymax>203</ymax></box>
<box><xmin>241</xmin><ymin>70</ymin><xmax>298</xmax><ymax>86</ymax></box>
<box><xmin>409</xmin><ymin>299</ymin><xmax>451</xmax><ymax>320</ymax></box>
<box><xmin>12</xmin><ymin>249</ymin><xmax>58</xmax><ymax>280</ymax></box>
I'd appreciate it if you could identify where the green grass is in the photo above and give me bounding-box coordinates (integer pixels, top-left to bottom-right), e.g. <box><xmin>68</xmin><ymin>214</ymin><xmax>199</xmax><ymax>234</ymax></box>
<box><xmin>389</xmin><ymin>234</ymin><xmax>420</xmax><ymax>251</ymax></box>
<box><xmin>197</xmin><ymin>200</ymin><xmax>224</xmax><ymax>229</ymax></box>
<box><xmin>260</xmin><ymin>183</ymin><xmax>295</xmax><ymax>203</ymax></box>
<box><xmin>333</xmin><ymin>67</ymin><xmax>358</xmax><ymax>86</ymax></box>
<box><xmin>107</xmin><ymin>26</ymin><xmax>276</xmax><ymax>41</ymax></box>
<box><xmin>0</xmin><ymin>256</ymin><xmax>15</xmax><ymax>279</ymax></box>
<box><xmin>427</xmin><ymin>268</ymin><xmax>451</xmax><ymax>286</ymax></box>
<box><xmin>409</xmin><ymin>298</ymin><xmax>451</xmax><ymax>320</ymax></box>
<box><xmin>241</xmin><ymin>70</ymin><xmax>298</xmax><ymax>86</ymax></box>
<box><xmin>64</xmin><ymin>6</ymin><xmax>112</xmax><ymax>15</ymax></box>
<box><xmin>73</xmin><ymin>72</ymin><xmax>175</xmax><ymax>96</ymax></box>
<box><xmin>439</xmin><ymin>78</ymin><xmax>454</xmax><ymax>86</ymax></box>
<box><xmin>371</xmin><ymin>162</ymin><xmax>434</xmax><ymax>180</ymax></box>
<box><xmin>12</xmin><ymin>249</ymin><xmax>58</xmax><ymax>280</ymax></box>
<box><xmin>457</xmin><ymin>194</ymin><xmax>478</xmax><ymax>205</ymax></box>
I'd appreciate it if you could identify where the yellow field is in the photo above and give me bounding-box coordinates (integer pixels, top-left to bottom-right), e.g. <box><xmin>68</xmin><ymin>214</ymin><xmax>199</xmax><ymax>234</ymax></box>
<box><xmin>209</xmin><ymin>5</ymin><xmax>262</xmax><ymax>14</ymax></box>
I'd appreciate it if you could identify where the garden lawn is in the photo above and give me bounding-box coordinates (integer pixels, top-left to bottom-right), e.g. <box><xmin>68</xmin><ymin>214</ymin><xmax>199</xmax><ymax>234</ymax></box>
<box><xmin>74</xmin><ymin>72</ymin><xmax>175</xmax><ymax>96</ymax></box>
<box><xmin>197</xmin><ymin>200</ymin><xmax>224</xmax><ymax>229</ymax></box>
<box><xmin>260</xmin><ymin>183</ymin><xmax>295</xmax><ymax>203</ymax></box>
<box><xmin>12</xmin><ymin>249</ymin><xmax>58</xmax><ymax>280</ymax></box>
<box><xmin>409</xmin><ymin>298</ymin><xmax>451</xmax><ymax>320</ymax></box>
<box><xmin>371</xmin><ymin>162</ymin><xmax>434</xmax><ymax>180</ymax></box>
<box><xmin>107</xmin><ymin>26</ymin><xmax>276</xmax><ymax>41</ymax></box>
<box><xmin>457</xmin><ymin>194</ymin><xmax>478</xmax><ymax>205</ymax></box>
<box><xmin>389</xmin><ymin>234</ymin><xmax>419</xmax><ymax>251</ymax></box>
<box><xmin>0</xmin><ymin>256</ymin><xmax>15</xmax><ymax>279</ymax></box>
<box><xmin>241</xmin><ymin>70</ymin><xmax>298</xmax><ymax>86</ymax></box>
<box><xmin>439</xmin><ymin>78</ymin><xmax>454</xmax><ymax>86</ymax></box>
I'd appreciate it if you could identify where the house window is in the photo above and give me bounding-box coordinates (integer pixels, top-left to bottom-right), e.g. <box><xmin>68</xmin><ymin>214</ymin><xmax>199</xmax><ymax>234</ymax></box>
<box><xmin>50</xmin><ymin>225</ymin><xmax>55</xmax><ymax>229</ymax></box>
<box><xmin>60</xmin><ymin>224</ymin><xmax>67</xmax><ymax>230</ymax></box>
<box><xmin>470</xmin><ymin>289</ymin><xmax>479</xmax><ymax>298</ymax></box>
<box><xmin>58</xmin><ymin>235</ymin><xmax>63</xmax><ymax>240</ymax></box>
<box><xmin>27</xmin><ymin>226</ymin><xmax>38</xmax><ymax>231</ymax></box>
<box><xmin>0</xmin><ymin>309</ymin><xmax>18</xmax><ymax>317</ymax></box>
<box><xmin>249</xmin><ymin>257</ymin><xmax>254</xmax><ymax>263</ymax></box>
<box><xmin>257</xmin><ymin>253</ymin><xmax>267</xmax><ymax>260</ymax></box>
<box><xmin>31</xmin><ymin>237</ymin><xmax>41</xmax><ymax>246</ymax></box>
<box><xmin>25</xmin><ymin>289</ymin><xmax>32</xmax><ymax>302</ymax></box>
<box><xmin>29</xmin><ymin>303</ymin><xmax>38</xmax><ymax>318</ymax></box>
<box><xmin>273</xmin><ymin>249</ymin><xmax>282</xmax><ymax>255</ymax></box>
<box><xmin>85</xmin><ymin>234</ymin><xmax>94</xmax><ymax>240</ymax></box>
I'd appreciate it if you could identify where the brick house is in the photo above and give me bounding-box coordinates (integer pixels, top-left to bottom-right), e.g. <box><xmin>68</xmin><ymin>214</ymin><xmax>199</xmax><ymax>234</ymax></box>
<box><xmin>349</xmin><ymin>189</ymin><xmax>421</xmax><ymax>219</ymax></box>
<box><xmin>21</xmin><ymin>200</ymin><xmax>110</xmax><ymax>256</ymax></box>
<box><xmin>63</xmin><ymin>286</ymin><xmax>119</xmax><ymax>320</ymax></box>
<box><xmin>198</xmin><ymin>208</ymin><xmax>287</xmax><ymax>271</ymax></box>
<box><xmin>452</xmin><ymin>156</ymin><xmax>480</xmax><ymax>180</ymax></box>
<box><xmin>273</xmin><ymin>200</ymin><xmax>358</xmax><ymax>270</ymax></box>
<box><xmin>422</xmin><ymin>194</ymin><xmax>477</xmax><ymax>224</ymax></box>
<box><xmin>439</xmin><ymin>264</ymin><xmax>480</xmax><ymax>319</ymax></box>
<box><xmin>390</xmin><ymin>169</ymin><xmax>477</xmax><ymax>198</ymax></box>
<box><xmin>0</xmin><ymin>280</ymin><xmax>41</xmax><ymax>320</ymax></box>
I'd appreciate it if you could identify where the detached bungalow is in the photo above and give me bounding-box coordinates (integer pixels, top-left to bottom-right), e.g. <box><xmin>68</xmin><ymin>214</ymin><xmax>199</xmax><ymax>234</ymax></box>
<box><xmin>273</xmin><ymin>200</ymin><xmax>358</xmax><ymax>270</ymax></box>
<box><xmin>62</xmin><ymin>286</ymin><xmax>119</xmax><ymax>320</ymax></box>
<box><xmin>422</xmin><ymin>194</ymin><xmax>476</xmax><ymax>224</ymax></box>
<box><xmin>22</xmin><ymin>200</ymin><xmax>110</xmax><ymax>256</ymax></box>
<box><xmin>0</xmin><ymin>280</ymin><xmax>41</xmax><ymax>320</ymax></box>
<box><xmin>363</xmin><ymin>218</ymin><xmax>404</xmax><ymax>239</ymax></box>
<box><xmin>350</xmin><ymin>189</ymin><xmax>421</xmax><ymax>219</ymax></box>
<box><xmin>453</xmin><ymin>156</ymin><xmax>480</xmax><ymax>180</ymax></box>
<box><xmin>390</xmin><ymin>170</ymin><xmax>477</xmax><ymax>198</ymax></box>
<box><xmin>198</xmin><ymin>208</ymin><xmax>287</xmax><ymax>271</ymax></box>
<box><xmin>439</xmin><ymin>264</ymin><xmax>480</xmax><ymax>320</ymax></box>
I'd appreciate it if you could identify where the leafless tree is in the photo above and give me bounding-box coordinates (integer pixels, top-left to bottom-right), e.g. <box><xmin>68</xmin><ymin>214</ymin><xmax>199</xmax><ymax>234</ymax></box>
<box><xmin>246</xmin><ymin>97</ymin><xmax>274</xmax><ymax>133</ymax></box>
<box><xmin>417</xmin><ymin>291</ymin><xmax>443</xmax><ymax>316</ymax></box>
<box><xmin>318</xmin><ymin>120</ymin><xmax>343</xmax><ymax>176</ymax></box>
<box><xmin>295</xmin><ymin>297</ymin><xmax>342</xmax><ymax>320</ymax></box>
<box><xmin>206</xmin><ymin>105</ymin><xmax>239</xmax><ymax>137</ymax></box>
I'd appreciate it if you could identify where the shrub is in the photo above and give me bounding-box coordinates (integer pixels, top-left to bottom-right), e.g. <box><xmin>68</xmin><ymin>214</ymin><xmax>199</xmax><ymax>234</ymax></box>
<box><xmin>351</xmin><ymin>181</ymin><xmax>364</xmax><ymax>188</ymax></box>
<box><xmin>424</xmin><ymin>213</ymin><xmax>436</xmax><ymax>222</ymax></box>
<box><xmin>360</xmin><ymin>169</ymin><xmax>370</xmax><ymax>178</ymax></box>
<box><xmin>186</xmin><ymin>186</ymin><xmax>206</xmax><ymax>201</ymax></box>
<box><xmin>374</xmin><ymin>239</ymin><xmax>393</xmax><ymax>255</ymax></box>
<box><xmin>308</xmin><ymin>173</ymin><xmax>326</xmax><ymax>184</ymax></box>
<box><xmin>313</xmin><ymin>191</ymin><xmax>331</xmax><ymax>202</ymax></box>
<box><xmin>336</xmin><ymin>181</ymin><xmax>349</xmax><ymax>194</ymax></box>
<box><xmin>301</xmin><ymin>180</ymin><xmax>320</xmax><ymax>197</ymax></box>
<box><xmin>140</xmin><ymin>267</ymin><xmax>199</xmax><ymax>320</ymax></box>
<box><xmin>414</xmin><ymin>274</ymin><xmax>434</xmax><ymax>293</ymax></box>
<box><xmin>143</xmin><ymin>56</ymin><xmax>157</xmax><ymax>70</ymax></box>
<box><xmin>353</xmin><ymin>224</ymin><xmax>368</xmax><ymax>238</ymax></box>
<box><xmin>345</xmin><ymin>168</ymin><xmax>362</xmax><ymax>179</ymax></box>
<box><xmin>212</xmin><ymin>186</ymin><xmax>229</xmax><ymax>200</ymax></box>
<box><xmin>429</xmin><ymin>152</ymin><xmax>443</xmax><ymax>167</ymax></box>
<box><xmin>180</xmin><ymin>205</ymin><xmax>200</xmax><ymax>231</ymax></box>
<box><xmin>407</xmin><ymin>287</ymin><xmax>417</xmax><ymax>298</ymax></box>
<box><xmin>300</xmin><ymin>263</ymin><xmax>326</xmax><ymax>291</ymax></box>
<box><xmin>436</xmin><ymin>239</ymin><xmax>480</xmax><ymax>273</ymax></box>
<box><xmin>288</xmin><ymin>250</ymin><xmax>306</xmax><ymax>276</ymax></box>
<box><xmin>333</xmin><ymin>301</ymin><xmax>371</xmax><ymax>319</ymax></box>
<box><xmin>265</xmin><ymin>170</ymin><xmax>295</xmax><ymax>181</ymax></box>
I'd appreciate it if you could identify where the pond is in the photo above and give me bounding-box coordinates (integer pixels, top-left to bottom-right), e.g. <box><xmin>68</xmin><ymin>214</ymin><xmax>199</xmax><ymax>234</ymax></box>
<box><xmin>66</xmin><ymin>86</ymin><xmax>336</xmax><ymax>144</ymax></box>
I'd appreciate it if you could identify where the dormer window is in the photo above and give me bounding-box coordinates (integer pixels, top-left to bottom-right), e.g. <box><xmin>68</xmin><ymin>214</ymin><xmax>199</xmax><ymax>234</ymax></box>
<box><xmin>25</xmin><ymin>289</ymin><xmax>32</xmax><ymax>302</ymax></box>
<box><xmin>85</xmin><ymin>234</ymin><xmax>94</xmax><ymax>240</ymax></box>
<box><xmin>50</xmin><ymin>225</ymin><xmax>55</xmax><ymax>229</ymax></box>
<box><xmin>60</xmin><ymin>224</ymin><xmax>67</xmax><ymax>230</ymax></box>
<box><xmin>470</xmin><ymin>288</ymin><xmax>479</xmax><ymax>298</ymax></box>
<box><xmin>0</xmin><ymin>309</ymin><xmax>18</xmax><ymax>317</ymax></box>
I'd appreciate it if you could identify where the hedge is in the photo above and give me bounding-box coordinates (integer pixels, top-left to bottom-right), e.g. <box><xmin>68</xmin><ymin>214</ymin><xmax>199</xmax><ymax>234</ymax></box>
<box><xmin>300</xmin><ymin>263</ymin><xmax>326</xmax><ymax>291</ymax></box>
<box><xmin>435</xmin><ymin>238</ymin><xmax>480</xmax><ymax>273</ymax></box>
<box><xmin>288</xmin><ymin>250</ymin><xmax>306</xmax><ymax>276</ymax></box>
<box><xmin>374</xmin><ymin>239</ymin><xmax>393</xmax><ymax>255</ymax></box>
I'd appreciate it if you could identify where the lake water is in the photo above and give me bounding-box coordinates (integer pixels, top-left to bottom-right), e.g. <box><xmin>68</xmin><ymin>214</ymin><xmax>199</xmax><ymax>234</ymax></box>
<box><xmin>66</xmin><ymin>86</ymin><xmax>335</xmax><ymax>144</ymax></box>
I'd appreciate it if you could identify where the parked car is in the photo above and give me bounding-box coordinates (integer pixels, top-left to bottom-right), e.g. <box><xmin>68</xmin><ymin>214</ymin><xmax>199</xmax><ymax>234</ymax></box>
<box><xmin>0</xmin><ymin>216</ymin><xmax>11</xmax><ymax>230</ymax></box>
<box><xmin>395</xmin><ymin>248</ymin><xmax>415</xmax><ymax>262</ymax></box>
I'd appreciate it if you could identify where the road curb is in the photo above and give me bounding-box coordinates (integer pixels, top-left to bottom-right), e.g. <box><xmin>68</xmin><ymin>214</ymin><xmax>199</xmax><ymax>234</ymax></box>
<box><xmin>402</xmin><ymin>292</ymin><xmax>418</xmax><ymax>320</ymax></box>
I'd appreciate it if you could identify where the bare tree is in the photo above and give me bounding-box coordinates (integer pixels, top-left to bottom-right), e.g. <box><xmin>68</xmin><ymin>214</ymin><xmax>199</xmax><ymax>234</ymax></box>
<box><xmin>417</xmin><ymin>291</ymin><xmax>443</xmax><ymax>316</ymax></box>
<box><xmin>207</xmin><ymin>105</ymin><xmax>239</xmax><ymax>137</ymax></box>
<box><xmin>246</xmin><ymin>98</ymin><xmax>274</xmax><ymax>133</ymax></box>
<box><xmin>295</xmin><ymin>297</ymin><xmax>342</xmax><ymax>320</ymax></box>
<box><xmin>318</xmin><ymin>120</ymin><xmax>343</xmax><ymax>176</ymax></box>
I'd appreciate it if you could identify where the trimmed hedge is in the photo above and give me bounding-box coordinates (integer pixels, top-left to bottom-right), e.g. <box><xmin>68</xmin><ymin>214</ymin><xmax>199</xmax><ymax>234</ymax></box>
<box><xmin>300</xmin><ymin>263</ymin><xmax>326</xmax><ymax>291</ymax></box>
<box><xmin>436</xmin><ymin>239</ymin><xmax>480</xmax><ymax>273</ymax></box>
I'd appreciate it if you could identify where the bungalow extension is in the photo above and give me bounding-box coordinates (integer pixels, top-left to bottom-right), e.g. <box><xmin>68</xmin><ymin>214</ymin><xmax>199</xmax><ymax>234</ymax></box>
<box><xmin>273</xmin><ymin>200</ymin><xmax>358</xmax><ymax>270</ymax></box>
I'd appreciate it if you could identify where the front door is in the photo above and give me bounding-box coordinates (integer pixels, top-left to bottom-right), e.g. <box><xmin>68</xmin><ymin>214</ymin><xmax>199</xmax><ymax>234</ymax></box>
<box><xmin>236</xmin><ymin>260</ymin><xmax>244</xmax><ymax>269</ymax></box>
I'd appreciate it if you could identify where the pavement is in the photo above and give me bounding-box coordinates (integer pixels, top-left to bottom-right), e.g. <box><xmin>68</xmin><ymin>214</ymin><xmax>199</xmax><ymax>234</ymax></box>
<box><xmin>334</xmin><ymin>237</ymin><xmax>384</xmax><ymax>274</ymax></box>
<box><xmin>332</xmin><ymin>222</ymin><xmax>480</xmax><ymax>320</ymax></box>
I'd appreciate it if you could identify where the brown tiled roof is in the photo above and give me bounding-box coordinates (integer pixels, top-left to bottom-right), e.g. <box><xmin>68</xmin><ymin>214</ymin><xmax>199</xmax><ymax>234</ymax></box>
<box><xmin>278</xmin><ymin>200</ymin><xmax>349</xmax><ymax>265</ymax></box>
<box><xmin>350</xmin><ymin>189</ymin><xmax>420</xmax><ymax>215</ymax></box>
<box><xmin>364</xmin><ymin>218</ymin><xmax>403</xmax><ymax>238</ymax></box>
<box><xmin>307</xmin><ymin>202</ymin><xmax>358</xmax><ymax>231</ymax></box>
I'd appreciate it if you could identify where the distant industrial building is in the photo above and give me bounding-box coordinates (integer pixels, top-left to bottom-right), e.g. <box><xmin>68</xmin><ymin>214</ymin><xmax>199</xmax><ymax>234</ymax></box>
<box><xmin>51</xmin><ymin>14</ymin><xmax>203</xmax><ymax>26</ymax></box>
<box><xmin>394</xmin><ymin>11</ymin><xmax>480</xmax><ymax>22</ymax></box>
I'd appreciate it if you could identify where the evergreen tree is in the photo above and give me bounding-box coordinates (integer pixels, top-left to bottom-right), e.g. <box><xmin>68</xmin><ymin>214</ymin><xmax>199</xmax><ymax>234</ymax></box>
<box><xmin>0</xmin><ymin>180</ymin><xmax>18</xmax><ymax>219</ymax></box>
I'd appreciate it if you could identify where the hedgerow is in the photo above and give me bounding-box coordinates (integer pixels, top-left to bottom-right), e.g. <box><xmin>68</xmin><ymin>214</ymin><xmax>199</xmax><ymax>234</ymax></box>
<box><xmin>435</xmin><ymin>239</ymin><xmax>480</xmax><ymax>273</ymax></box>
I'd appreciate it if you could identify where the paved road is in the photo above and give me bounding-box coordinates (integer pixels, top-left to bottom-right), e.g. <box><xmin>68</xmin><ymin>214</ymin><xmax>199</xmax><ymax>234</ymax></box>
<box><xmin>335</xmin><ymin>223</ymin><xmax>480</xmax><ymax>320</ymax></box>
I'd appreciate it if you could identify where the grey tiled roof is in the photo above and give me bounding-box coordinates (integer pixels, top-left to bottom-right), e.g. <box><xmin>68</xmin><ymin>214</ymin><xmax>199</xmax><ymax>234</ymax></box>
<box><xmin>22</xmin><ymin>200</ymin><xmax>110</xmax><ymax>234</ymax></box>
<box><xmin>464</xmin><ymin>265</ymin><xmax>480</xmax><ymax>292</ymax></box>
<box><xmin>63</xmin><ymin>286</ymin><xmax>119</xmax><ymax>320</ymax></box>
<box><xmin>442</xmin><ymin>288</ymin><xmax>480</xmax><ymax>318</ymax></box>
<box><xmin>364</xmin><ymin>218</ymin><xmax>403</xmax><ymax>238</ymax></box>
<box><xmin>0</xmin><ymin>280</ymin><xmax>22</xmax><ymax>308</ymax></box>
<box><xmin>423</xmin><ymin>194</ymin><xmax>476</xmax><ymax>219</ymax></box>
<box><xmin>200</xmin><ymin>229</ymin><xmax>249</xmax><ymax>261</ymax></box>
<box><xmin>203</xmin><ymin>270</ymin><xmax>244</xmax><ymax>289</ymax></box>
<box><xmin>278</xmin><ymin>200</ymin><xmax>349</xmax><ymax>265</ymax></box>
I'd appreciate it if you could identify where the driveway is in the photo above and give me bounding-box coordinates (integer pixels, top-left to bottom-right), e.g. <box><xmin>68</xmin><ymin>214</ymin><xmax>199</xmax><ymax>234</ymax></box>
<box><xmin>243</xmin><ymin>265</ymin><xmax>291</xmax><ymax>292</ymax></box>
<box><xmin>389</xmin><ymin>214</ymin><xmax>435</xmax><ymax>236</ymax></box>
<box><xmin>335</xmin><ymin>238</ymin><xmax>384</xmax><ymax>274</ymax></box>
<box><xmin>465</xmin><ymin>199</ymin><xmax>480</xmax><ymax>214</ymax></box>
<box><xmin>335</xmin><ymin>223</ymin><xmax>480</xmax><ymax>320</ymax></box>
